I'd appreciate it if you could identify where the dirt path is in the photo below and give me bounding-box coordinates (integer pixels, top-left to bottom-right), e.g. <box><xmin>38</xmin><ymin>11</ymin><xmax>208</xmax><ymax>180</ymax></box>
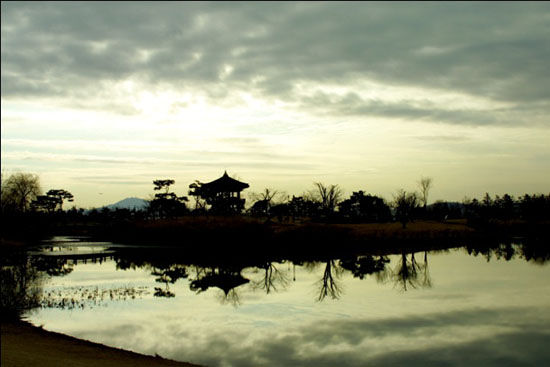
<box><xmin>1</xmin><ymin>321</ymin><xmax>201</xmax><ymax>367</ymax></box>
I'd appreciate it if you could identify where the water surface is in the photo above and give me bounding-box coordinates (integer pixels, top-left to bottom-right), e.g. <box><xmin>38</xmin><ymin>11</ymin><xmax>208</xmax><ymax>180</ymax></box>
<box><xmin>15</xmin><ymin>237</ymin><xmax>550</xmax><ymax>366</ymax></box>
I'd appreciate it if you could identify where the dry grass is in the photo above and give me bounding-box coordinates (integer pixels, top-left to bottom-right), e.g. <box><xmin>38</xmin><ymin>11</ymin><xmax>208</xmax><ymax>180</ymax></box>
<box><xmin>336</xmin><ymin>220</ymin><xmax>472</xmax><ymax>237</ymax></box>
<box><xmin>103</xmin><ymin>217</ymin><xmax>477</xmax><ymax>251</ymax></box>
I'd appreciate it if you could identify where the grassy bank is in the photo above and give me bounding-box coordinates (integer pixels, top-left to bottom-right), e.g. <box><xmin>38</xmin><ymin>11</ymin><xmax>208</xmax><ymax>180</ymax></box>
<box><xmin>91</xmin><ymin>217</ymin><xmax>480</xmax><ymax>254</ymax></box>
<box><xmin>1</xmin><ymin>321</ymin><xmax>200</xmax><ymax>367</ymax></box>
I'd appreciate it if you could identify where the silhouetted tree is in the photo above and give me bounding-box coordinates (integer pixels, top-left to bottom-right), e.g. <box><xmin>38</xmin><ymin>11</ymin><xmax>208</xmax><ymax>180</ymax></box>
<box><xmin>338</xmin><ymin>191</ymin><xmax>392</xmax><ymax>222</ymax></box>
<box><xmin>31</xmin><ymin>195</ymin><xmax>59</xmax><ymax>213</ymax></box>
<box><xmin>520</xmin><ymin>194</ymin><xmax>550</xmax><ymax>221</ymax></box>
<box><xmin>494</xmin><ymin>193</ymin><xmax>516</xmax><ymax>219</ymax></box>
<box><xmin>312</xmin><ymin>182</ymin><xmax>342</xmax><ymax>219</ymax></box>
<box><xmin>270</xmin><ymin>202</ymin><xmax>291</xmax><ymax>222</ymax></box>
<box><xmin>418</xmin><ymin>176</ymin><xmax>433</xmax><ymax>208</ymax></box>
<box><xmin>1</xmin><ymin>172</ymin><xmax>41</xmax><ymax>213</ymax></box>
<box><xmin>429</xmin><ymin>200</ymin><xmax>464</xmax><ymax>221</ymax></box>
<box><xmin>249</xmin><ymin>188</ymin><xmax>279</xmax><ymax>218</ymax></box>
<box><xmin>393</xmin><ymin>190</ymin><xmax>419</xmax><ymax>228</ymax></box>
<box><xmin>45</xmin><ymin>189</ymin><xmax>74</xmax><ymax>211</ymax></box>
<box><xmin>188</xmin><ymin>180</ymin><xmax>207</xmax><ymax>213</ymax></box>
<box><xmin>286</xmin><ymin>195</ymin><xmax>320</xmax><ymax>220</ymax></box>
<box><xmin>150</xmin><ymin>179</ymin><xmax>188</xmax><ymax>218</ymax></box>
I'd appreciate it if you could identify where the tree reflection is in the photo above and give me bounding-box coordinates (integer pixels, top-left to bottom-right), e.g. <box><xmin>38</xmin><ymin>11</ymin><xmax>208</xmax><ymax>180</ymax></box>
<box><xmin>151</xmin><ymin>265</ymin><xmax>187</xmax><ymax>298</ymax></box>
<box><xmin>252</xmin><ymin>262</ymin><xmax>289</xmax><ymax>294</ymax></box>
<box><xmin>421</xmin><ymin>251</ymin><xmax>432</xmax><ymax>288</ymax></box>
<box><xmin>1</xmin><ymin>252</ymin><xmax>44</xmax><ymax>320</ymax></box>
<box><xmin>32</xmin><ymin>256</ymin><xmax>74</xmax><ymax>276</ymax></box>
<box><xmin>391</xmin><ymin>252</ymin><xmax>431</xmax><ymax>291</ymax></box>
<box><xmin>317</xmin><ymin>260</ymin><xmax>343</xmax><ymax>301</ymax></box>
<box><xmin>520</xmin><ymin>239</ymin><xmax>550</xmax><ymax>264</ymax></box>
<box><xmin>465</xmin><ymin>239</ymin><xmax>550</xmax><ymax>265</ymax></box>
<box><xmin>339</xmin><ymin>255</ymin><xmax>390</xmax><ymax>279</ymax></box>
<box><xmin>13</xmin><ymin>237</ymin><xmax>548</xmax><ymax>311</ymax></box>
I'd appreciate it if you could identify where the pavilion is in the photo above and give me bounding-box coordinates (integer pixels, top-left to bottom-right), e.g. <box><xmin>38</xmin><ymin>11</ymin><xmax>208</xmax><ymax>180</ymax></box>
<box><xmin>189</xmin><ymin>171</ymin><xmax>249</xmax><ymax>214</ymax></box>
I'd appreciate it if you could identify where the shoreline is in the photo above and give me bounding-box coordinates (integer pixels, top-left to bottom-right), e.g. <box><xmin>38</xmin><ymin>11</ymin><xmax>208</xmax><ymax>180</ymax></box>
<box><xmin>1</xmin><ymin>320</ymin><xmax>201</xmax><ymax>367</ymax></box>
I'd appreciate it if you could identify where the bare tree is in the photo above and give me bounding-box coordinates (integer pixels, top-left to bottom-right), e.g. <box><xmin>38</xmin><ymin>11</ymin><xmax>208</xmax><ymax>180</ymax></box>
<box><xmin>313</xmin><ymin>182</ymin><xmax>342</xmax><ymax>216</ymax></box>
<box><xmin>249</xmin><ymin>188</ymin><xmax>280</xmax><ymax>217</ymax></box>
<box><xmin>418</xmin><ymin>176</ymin><xmax>433</xmax><ymax>208</ymax></box>
<box><xmin>1</xmin><ymin>172</ymin><xmax>41</xmax><ymax>212</ymax></box>
<box><xmin>393</xmin><ymin>189</ymin><xmax>419</xmax><ymax>228</ymax></box>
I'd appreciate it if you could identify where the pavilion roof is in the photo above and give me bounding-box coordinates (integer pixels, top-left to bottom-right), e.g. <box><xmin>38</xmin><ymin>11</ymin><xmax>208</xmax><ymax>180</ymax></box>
<box><xmin>201</xmin><ymin>171</ymin><xmax>249</xmax><ymax>192</ymax></box>
<box><xmin>200</xmin><ymin>273</ymin><xmax>250</xmax><ymax>295</ymax></box>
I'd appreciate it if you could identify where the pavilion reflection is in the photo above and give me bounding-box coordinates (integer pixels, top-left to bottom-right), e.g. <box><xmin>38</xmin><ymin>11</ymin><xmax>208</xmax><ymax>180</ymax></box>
<box><xmin>190</xmin><ymin>266</ymin><xmax>250</xmax><ymax>305</ymax></box>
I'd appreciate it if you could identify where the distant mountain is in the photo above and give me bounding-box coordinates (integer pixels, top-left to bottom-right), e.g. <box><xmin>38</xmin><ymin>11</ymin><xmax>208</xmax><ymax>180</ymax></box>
<box><xmin>105</xmin><ymin>197</ymin><xmax>148</xmax><ymax>211</ymax></box>
<box><xmin>427</xmin><ymin>201</ymin><xmax>465</xmax><ymax>209</ymax></box>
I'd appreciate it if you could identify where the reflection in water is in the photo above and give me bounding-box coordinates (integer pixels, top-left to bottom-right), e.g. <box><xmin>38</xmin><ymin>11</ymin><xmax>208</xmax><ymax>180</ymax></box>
<box><xmin>340</xmin><ymin>255</ymin><xmax>390</xmax><ymax>279</ymax></box>
<box><xmin>391</xmin><ymin>252</ymin><xmax>432</xmax><ymax>291</ymax></box>
<box><xmin>316</xmin><ymin>260</ymin><xmax>343</xmax><ymax>301</ymax></box>
<box><xmin>152</xmin><ymin>265</ymin><xmax>188</xmax><ymax>298</ymax></box>
<box><xmin>1</xmin><ymin>251</ymin><xmax>43</xmax><ymax>320</ymax></box>
<box><xmin>1</xmin><ymin>249</ymin><xmax>131</xmax><ymax>317</ymax></box>
<box><xmin>466</xmin><ymin>238</ymin><xmax>550</xmax><ymax>264</ymax></box>
<box><xmin>42</xmin><ymin>286</ymin><xmax>150</xmax><ymax>309</ymax></box>
<box><xmin>4</xmin><ymin>239</ymin><xmax>547</xmax><ymax>312</ymax></box>
<box><xmin>190</xmin><ymin>267</ymin><xmax>250</xmax><ymax>305</ymax></box>
<box><xmin>8</xmin><ymin>237</ymin><xmax>550</xmax><ymax>367</ymax></box>
<box><xmin>422</xmin><ymin>251</ymin><xmax>433</xmax><ymax>288</ymax></box>
<box><xmin>252</xmin><ymin>262</ymin><xmax>290</xmax><ymax>294</ymax></box>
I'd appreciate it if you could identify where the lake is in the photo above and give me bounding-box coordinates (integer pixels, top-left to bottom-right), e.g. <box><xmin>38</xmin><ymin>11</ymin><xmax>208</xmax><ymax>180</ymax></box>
<box><xmin>8</xmin><ymin>236</ymin><xmax>550</xmax><ymax>366</ymax></box>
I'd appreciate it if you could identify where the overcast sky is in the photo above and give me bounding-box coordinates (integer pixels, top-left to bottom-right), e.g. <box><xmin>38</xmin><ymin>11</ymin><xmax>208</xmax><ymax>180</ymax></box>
<box><xmin>2</xmin><ymin>1</ymin><xmax>549</xmax><ymax>208</ymax></box>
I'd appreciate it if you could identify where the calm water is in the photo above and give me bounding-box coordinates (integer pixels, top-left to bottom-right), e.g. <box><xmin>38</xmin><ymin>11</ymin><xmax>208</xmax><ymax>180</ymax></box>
<box><xmin>14</xmin><ymin>237</ymin><xmax>550</xmax><ymax>366</ymax></box>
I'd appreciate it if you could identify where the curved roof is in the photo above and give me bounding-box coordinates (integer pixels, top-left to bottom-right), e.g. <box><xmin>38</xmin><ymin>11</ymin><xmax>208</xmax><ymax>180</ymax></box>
<box><xmin>191</xmin><ymin>273</ymin><xmax>250</xmax><ymax>295</ymax></box>
<box><xmin>201</xmin><ymin>171</ymin><xmax>249</xmax><ymax>192</ymax></box>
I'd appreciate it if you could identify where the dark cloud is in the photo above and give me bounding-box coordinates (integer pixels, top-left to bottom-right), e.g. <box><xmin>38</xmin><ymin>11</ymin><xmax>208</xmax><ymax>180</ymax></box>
<box><xmin>2</xmin><ymin>2</ymin><xmax>549</xmax><ymax>125</ymax></box>
<box><xmin>297</xmin><ymin>91</ymin><xmax>542</xmax><ymax>126</ymax></box>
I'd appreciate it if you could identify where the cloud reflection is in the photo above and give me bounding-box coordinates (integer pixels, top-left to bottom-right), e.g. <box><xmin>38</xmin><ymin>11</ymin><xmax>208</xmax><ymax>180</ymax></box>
<box><xmin>146</xmin><ymin>306</ymin><xmax>550</xmax><ymax>367</ymax></box>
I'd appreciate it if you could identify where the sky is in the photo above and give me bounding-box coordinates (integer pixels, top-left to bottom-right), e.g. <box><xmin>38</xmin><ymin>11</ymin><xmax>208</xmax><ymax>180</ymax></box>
<box><xmin>2</xmin><ymin>1</ymin><xmax>549</xmax><ymax>209</ymax></box>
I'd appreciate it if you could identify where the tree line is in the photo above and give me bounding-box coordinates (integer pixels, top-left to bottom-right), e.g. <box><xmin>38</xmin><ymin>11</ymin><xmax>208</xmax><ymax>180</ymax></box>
<box><xmin>2</xmin><ymin>171</ymin><xmax>549</xmax><ymax>228</ymax></box>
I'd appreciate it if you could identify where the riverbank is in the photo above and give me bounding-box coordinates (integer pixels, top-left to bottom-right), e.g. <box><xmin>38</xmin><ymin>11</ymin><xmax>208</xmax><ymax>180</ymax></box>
<box><xmin>6</xmin><ymin>217</ymin><xmax>543</xmax><ymax>261</ymax></box>
<box><xmin>92</xmin><ymin>217</ymin><xmax>481</xmax><ymax>251</ymax></box>
<box><xmin>1</xmin><ymin>321</ymin><xmax>200</xmax><ymax>367</ymax></box>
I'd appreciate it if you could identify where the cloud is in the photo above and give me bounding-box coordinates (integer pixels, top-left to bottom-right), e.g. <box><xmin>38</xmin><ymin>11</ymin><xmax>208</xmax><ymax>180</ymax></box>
<box><xmin>157</xmin><ymin>306</ymin><xmax>550</xmax><ymax>367</ymax></box>
<box><xmin>414</xmin><ymin>135</ymin><xmax>471</xmax><ymax>143</ymax></box>
<box><xmin>296</xmin><ymin>92</ymin><xmax>533</xmax><ymax>126</ymax></box>
<box><xmin>1</xmin><ymin>150</ymin><xmax>318</xmax><ymax>173</ymax></box>
<box><xmin>2</xmin><ymin>2</ymin><xmax>549</xmax><ymax>126</ymax></box>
